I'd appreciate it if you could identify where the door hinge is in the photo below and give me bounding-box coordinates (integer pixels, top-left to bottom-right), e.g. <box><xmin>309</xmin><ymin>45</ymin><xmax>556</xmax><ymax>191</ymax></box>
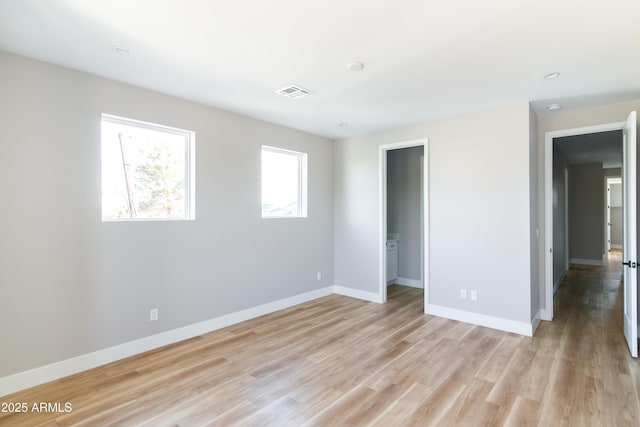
<box><xmin>622</xmin><ymin>260</ymin><xmax>637</xmax><ymax>268</ymax></box>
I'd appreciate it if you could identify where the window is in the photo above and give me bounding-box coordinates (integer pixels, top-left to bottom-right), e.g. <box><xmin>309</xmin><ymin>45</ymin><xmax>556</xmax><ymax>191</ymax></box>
<box><xmin>101</xmin><ymin>114</ymin><xmax>194</xmax><ymax>221</ymax></box>
<box><xmin>261</xmin><ymin>146</ymin><xmax>307</xmax><ymax>218</ymax></box>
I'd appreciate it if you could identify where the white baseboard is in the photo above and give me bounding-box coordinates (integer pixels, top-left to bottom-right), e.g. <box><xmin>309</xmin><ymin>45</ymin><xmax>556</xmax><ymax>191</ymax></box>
<box><xmin>611</xmin><ymin>244</ymin><xmax>622</xmax><ymax>250</ymax></box>
<box><xmin>553</xmin><ymin>270</ymin><xmax>567</xmax><ymax>294</ymax></box>
<box><xmin>0</xmin><ymin>286</ymin><xmax>334</xmax><ymax>398</ymax></box>
<box><xmin>425</xmin><ymin>304</ymin><xmax>534</xmax><ymax>337</ymax></box>
<box><xmin>531</xmin><ymin>309</ymin><xmax>542</xmax><ymax>335</ymax></box>
<box><xmin>333</xmin><ymin>285</ymin><xmax>383</xmax><ymax>303</ymax></box>
<box><xmin>570</xmin><ymin>258</ymin><xmax>603</xmax><ymax>266</ymax></box>
<box><xmin>539</xmin><ymin>308</ymin><xmax>551</xmax><ymax>321</ymax></box>
<box><xmin>393</xmin><ymin>277</ymin><xmax>423</xmax><ymax>289</ymax></box>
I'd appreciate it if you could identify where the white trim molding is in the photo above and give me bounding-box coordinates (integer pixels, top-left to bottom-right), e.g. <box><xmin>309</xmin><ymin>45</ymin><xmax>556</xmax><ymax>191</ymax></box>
<box><xmin>393</xmin><ymin>277</ymin><xmax>423</xmax><ymax>289</ymax></box>
<box><xmin>611</xmin><ymin>244</ymin><xmax>622</xmax><ymax>250</ymax></box>
<box><xmin>425</xmin><ymin>304</ymin><xmax>535</xmax><ymax>337</ymax></box>
<box><xmin>531</xmin><ymin>309</ymin><xmax>543</xmax><ymax>335</ymax></box>
<box><xmin>0</xmin><ymin>286</ymin><xmax>334</xmax><ymax>398</ymax></box>
<box><xmin>570</xmin><ymin>258</ymin><xmax>604</xmax><ymax>266</ymax></box>
<box><xmin>333</xmin><ymin>285</ymin><xmax>384</xmax><ymax>303</ymax></box>
<box><xmin>539</xmin><ymin>308</ymin><xmax>550</xmax><ymax>321</ymax></box>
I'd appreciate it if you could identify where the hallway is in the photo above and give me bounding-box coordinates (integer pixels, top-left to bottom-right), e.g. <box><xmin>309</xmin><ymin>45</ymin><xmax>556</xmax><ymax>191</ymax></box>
<box><xmin>535</xmin><ymin>250</ymin><xmax>640</xmax><ymax>425</ymax></box>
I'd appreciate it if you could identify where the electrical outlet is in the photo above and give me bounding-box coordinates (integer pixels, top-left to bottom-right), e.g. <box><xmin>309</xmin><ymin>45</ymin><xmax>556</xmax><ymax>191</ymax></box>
<box><xmin>460</xmin><ymin>289</ymin><xmax>467</xmax><ymax>299</ymax></box>
<box><xmin>317</xmin><ymin>271</ymin><xmax>322</xmax><ymax>281</ymax></box>
<box><xmin>150</xmin><ymin>308</ymin><xmax>159</xmax><ymax>321</ymax></box>
<box><xmin>470</xmin><ymin>290</ymin><xmax>478</xmax><ymax>301</ymax></box>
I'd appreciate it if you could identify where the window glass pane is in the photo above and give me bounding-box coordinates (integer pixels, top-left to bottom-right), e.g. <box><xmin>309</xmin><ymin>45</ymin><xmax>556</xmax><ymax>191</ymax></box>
<box><xmin>261</xmin><ymin>147</ymin><xmax>306</xmax><ymax>218</ymax></box>
<box><xmin>101</xmin><ymin>116</ymin><xmax>192</xmax><ymax>220</ymax></box>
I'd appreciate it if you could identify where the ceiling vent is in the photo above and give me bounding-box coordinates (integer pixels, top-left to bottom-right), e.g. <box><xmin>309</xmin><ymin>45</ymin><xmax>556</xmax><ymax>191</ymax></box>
<box><xmin>275</xmin><ymin>85</ymin><xmax>312</xmax><ymax>99</ymax></box>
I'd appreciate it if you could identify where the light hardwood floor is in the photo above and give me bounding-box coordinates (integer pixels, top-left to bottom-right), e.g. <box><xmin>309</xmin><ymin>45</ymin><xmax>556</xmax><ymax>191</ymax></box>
<box><xmin>1</xmin><ymin>252</ymin><xmax>639</xmax><ymax>426</ymax></box>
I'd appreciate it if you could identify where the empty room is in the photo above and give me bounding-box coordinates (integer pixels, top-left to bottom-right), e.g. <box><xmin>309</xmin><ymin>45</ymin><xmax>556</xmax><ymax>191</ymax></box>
<box><xmin>0</xmin><ymin>1</ymin><xmax>639</xmax><ymax>426</ymax></box>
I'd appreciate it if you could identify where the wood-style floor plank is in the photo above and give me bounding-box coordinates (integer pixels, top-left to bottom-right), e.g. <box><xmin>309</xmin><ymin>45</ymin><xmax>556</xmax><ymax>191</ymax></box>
<box><xmin>1</xmin><ymin>250</ymin><xmax>639</xmax><ymax>426</ymax></box>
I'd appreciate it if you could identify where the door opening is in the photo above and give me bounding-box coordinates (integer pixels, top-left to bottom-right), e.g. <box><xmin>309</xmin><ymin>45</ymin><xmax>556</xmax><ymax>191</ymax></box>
<box><xmin>378</xmin><ymin>139</ymin><xmax>429</xmax><ymax>309</ymax></box>
<box><xmin>606</xmin><ymin>177</ymin><xmax>623</xmax><ymax>253</ymax></box>
<box><xmin>544</xmin><ymin>111</ymin><xmax>637</xmax><ymax>358</ymax></box>
<box><xmin>545</xmin><ymin>122</ymin><xmax>625</xmax><ymax>321</ymax></box>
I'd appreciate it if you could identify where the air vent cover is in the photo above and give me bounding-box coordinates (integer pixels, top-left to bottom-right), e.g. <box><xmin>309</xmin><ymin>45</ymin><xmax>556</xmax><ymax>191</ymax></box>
<box><xmin>275</xmin><ymin>85</ymin><xmax>312</xmax><ymax>99</ymax></box>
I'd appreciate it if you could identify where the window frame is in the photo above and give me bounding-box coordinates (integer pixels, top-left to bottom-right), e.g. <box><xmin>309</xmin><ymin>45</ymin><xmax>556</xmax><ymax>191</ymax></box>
<box><xmin>261</xmin><ymin>145</ymin><xmax>308</xmax><ymax>219</ymax></box>
<box><xmin>101</xmin><ymin>114</ymin><xmax>195</xmax><ymax>222</ymax></box>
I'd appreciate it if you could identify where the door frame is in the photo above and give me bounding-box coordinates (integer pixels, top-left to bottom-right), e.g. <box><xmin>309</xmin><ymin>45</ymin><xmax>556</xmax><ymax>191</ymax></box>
<box><xmin>378</xmin><ymin>138</ymin><xmax>429</xmax><ymax>307</ymax></box>
<box><xmin>544</xmin><ymin>122</ymin><xmax>625</xmax><ymax>320</ymax></box>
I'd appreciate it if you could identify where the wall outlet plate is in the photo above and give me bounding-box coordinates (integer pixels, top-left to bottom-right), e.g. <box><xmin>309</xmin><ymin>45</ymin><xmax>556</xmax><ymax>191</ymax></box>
<box><xmin>150</xmin><ymin>308</ymin><xmax>159</xmax><ymax>321</ymax></box>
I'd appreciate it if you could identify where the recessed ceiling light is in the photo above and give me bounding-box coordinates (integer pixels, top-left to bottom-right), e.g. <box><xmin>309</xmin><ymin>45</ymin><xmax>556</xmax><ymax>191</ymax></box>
<box><xmin>112</xmin><ymin>45</ymin><xmax>130</xmax><ymax>55</ymax></box>
<box><xmin>339</xmin><ymin>122</ymin><xmax>349</xmax><ymax>127</ymax></box>
<box><xmin>347</xmin><ymin>62</ymin><xmax>364</xmax><ymax>72</ymax></box>
<box><xmin>546</xmin><ymin>104</ymin><xmax>562</xmax><ymax>111</ymax></box>
<box><xmin>544</xmin><ymin>72</ymin><xmax>560</xmax><ymax>80</ymax></box>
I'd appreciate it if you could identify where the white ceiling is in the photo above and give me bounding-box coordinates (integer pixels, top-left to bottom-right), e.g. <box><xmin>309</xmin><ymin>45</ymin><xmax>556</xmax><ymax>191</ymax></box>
<box><xmin>0</xmin><ymin>0</ymin><xmax>639</xmax><ymax>139</ymax></box>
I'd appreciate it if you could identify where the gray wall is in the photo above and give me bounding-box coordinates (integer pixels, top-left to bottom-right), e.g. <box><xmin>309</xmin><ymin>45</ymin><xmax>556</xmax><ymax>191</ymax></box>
<box><xmin>568</xmin><ymin>163</ymin><xmax>604</xmax><ymax>262</ymax></box>
<box><xmin>610</xmin><ymin>182</ymin><xmax>622</xmax><ymax>246</ymax></box>
<box><xmin>335</xmin><ymin>103</ymin><xmax>533</xmax><ymax>323</ymax></box>
<box><xmin>611</xmin><ymin>207</ymin><xmax>623</xmax><ymax>246</ymax></box>
<box><xmin>529</xmin><ymin>105</ymin><xmax>540</xmax><ymax>320</ymax></box>
<box><xmin>0</xmin><ymin>51</ymin><xmax>334</xmax><ymax>378</ymax></box>
<box><xmin>552</xmin><ymin>144</ymin><xmax>569</xmax><ymax>284</ymax></box>
<box><xmin>387</xmin><ymin>146</ymin><xmax>423</xmax><ymax>282</ymax></box>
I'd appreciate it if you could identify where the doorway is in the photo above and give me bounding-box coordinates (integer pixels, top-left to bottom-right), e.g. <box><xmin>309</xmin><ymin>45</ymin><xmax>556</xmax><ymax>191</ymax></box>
<box><xmin>378</xmin><ymin>138</ymin><xmax>429</xmax><ymax>309</ymax></box>
<box><xmin>607</xmin><ymin>177</ymin><xmax>623</xmax><ymax>252</ymax></box>
<box><xmin>544</xmin><ymin>122</ymin><xmax>626</xmax><ymax>321</ymax></box>
<box><xmin>544</xmin><ymin>112</ymin><xmax>638</xmax><ymax>358</ymax></box>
